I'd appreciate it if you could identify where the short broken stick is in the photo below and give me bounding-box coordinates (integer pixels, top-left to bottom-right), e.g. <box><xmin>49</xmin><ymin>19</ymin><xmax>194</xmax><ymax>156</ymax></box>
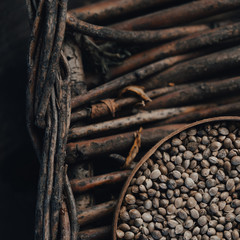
<box><xmin>70</xmin><ymin>170</ymin><xmax>131</xmax><ymax>193</ymax></box>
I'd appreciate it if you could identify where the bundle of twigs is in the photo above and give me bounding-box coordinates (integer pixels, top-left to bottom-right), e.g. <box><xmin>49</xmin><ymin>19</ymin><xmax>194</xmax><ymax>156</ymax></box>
<box><xmin>26</xmin><ymin>0</ymin><xmax>240</xmax><ymax>239</ymax></box>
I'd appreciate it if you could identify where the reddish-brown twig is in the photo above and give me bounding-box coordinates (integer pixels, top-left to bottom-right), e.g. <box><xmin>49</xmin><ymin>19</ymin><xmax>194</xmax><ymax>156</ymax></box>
<box><xmin>71</xmin><ymin>52</ymin><xmax>200</xmax><ymax>109</ymax></box>
<box><xmin>69</xmin><ymin>106</ymin><xmax>201</xmax><ymax>140</ymax></box>
<box><xmin>71</xmin><ymin>170</ymin><xmax>131</xmax><ymax>193</ymax></box>
<box><xmin>144</xmin><ymin>76</ymin><xmax>240</xmax><ymax>110</ymax></box>
<box><xmin>78</xmin><ymin>225</ymin><xmax>111</xmax><ymax>240</ymax></box>
<box><xmin>67</xmin><ymin>124</ymin><xmax>184</xmax><ymax>162</ymax></box>
<box><xmin>108</xmin><ymin>22</ymin><xmax>240</xmax><ymax>79</ymax></box>
<box><xmin>59</xmin><ymin>201</ymin><xmax>71</xmax><ymax>240</ymax></box>
<box><xmin>77</xmin><ymin>200</ymin><xmax>116</xmax><ymax>225</ymax></box>
<box><xmin>69</xmin><ymin>0</ymin><xmax>171</xmax><ymax>23</ymax></box>
<box><xmin>67</xmin><ymin>14</ymin><xmax>210</xmax><ymax>44</ymax></box>
<box><xmin>143</xmin><ymin>45</ymin><xmax>240</xmax><ymax>89</ymax></box>
<box><xmin>111</xmin><ymin>0</ymin><xmax>240</xmax><ymax>30</ymax></box>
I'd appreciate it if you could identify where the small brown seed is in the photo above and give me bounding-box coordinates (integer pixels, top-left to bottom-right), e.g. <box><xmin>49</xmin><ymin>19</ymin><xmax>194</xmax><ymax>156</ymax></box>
<box><xmin>175</xmin><ymin>198</ymin><xmax>183</xmax><ymax>208</ymax></box>
<box><xmin>175</xmin><ymin>224</ymin><xmax>184</xmax><ymax>234</ymax></box>
<box><xmin>129</xmin><ymin>209</ymin><xmax>141</xmax><ymax>219</ymax></box>
<box><xmin>216</xmin><ymin>224</ymin><xmax>224</xmax><ymax>232</ymax></box>
<box><xmin>167</xmin><ymin>204</ymin><xmax>176</xmax><ymax>215</ymax></box>
<box><xmin>232</xmin><ymin>229</ymin><xmax>239</xmax><ymax>240</ymax></box>
<box><xmin>125</xmin><ymin>194</ymin><xmax>136</xmax><ymax>204</ymax></box>
<box><xmin>231</xmin><ymin>155</ymin><xmax>240</xmax><ymax>165</ymax></box>
<box><xmin>206</xmin><ymin>179</ymin><xmax>216</xmax><ymax>188</ymax></box>
<box><xmin>207</xmin><ymin>228</ymin><xmax>216</xmax><ymax>236</ymax></box>
<box><xmin>172</xmin><ymin>170</ymin><xmax>181</xmax><ymax>179</ymax></box>
<box><xmin>134</xmin><ymin>218</ymin><xmax>143</xmax><ymax>227</ymax></box>
<box><xmin>190</xmin><ymin>209</ymin><xmax>199</xmax><ymax>219</ymax></box>
<box><xmin>226</xmin><ymin>179</ymin><xmax>235</xmax><ymax>191</ymax></box>
<box><xmin>168</xmin><ymin>220</ymin><xmax>178</xmax><ymax>228</ymax></box>
<box><xmin>186</xmin><ymin>197</ymin><xmax>197</xmax><ymax>209</ymax></box>
<box><xmin>201</xmin><ymin>168</ymin><xmax>210</xmax><ymax>177</ymax></box>
<box><xmin>225</xmin><ymin>212</ymin><xmax>235</xmax><ymax>222</ymax></box>
<box><xmin>198</xmin><ymin>216</ymin><xmax>208</xmax><ymax>226</ymax></box>
<box><xmin>177</xmin><ymin>209</ymin><xmax>188</xmax><ymax>220</ymax></box>
<box><xmin>208</xmin><ymin>156</ymin><xmax>218</xmax><ymax>164</ymax></box>
<box><xmin>235</xmin><ymin>214</ymin><xmax>240</xmax><ymax>222</ymax></box>
<box><xmin>231</xmin><ymin>199</ymin><xmax>240</xmax><ymax>208</ymax></box>
<box><xmin>185</xmin><ymin>177</ymin><xmax>195</xmax><ymax>189</ymax></box>
<box><xmin>124</xmin><ymin>231</ymin><xmax>134</xmax><ymax>240</ymax></box>
<box><xmin>151</xmin><ymin>230</ymin><xmax>161</xmax><ymax>240</ymax></box>
<box><xmin>172</xmin><ymin>138</ymin><xmax>182</xmax><ymax>146</ymax></box>
<box><xmin>142</xmin><ymin>212</ymin><xmax>152</xmax><ymax>222</ymax></box>
<box><xmin>202</xmin><ymin>193</ymin><xmax>211</xmax><ymax>203</ymax></box>
<box><xmin>158</xmin><ymin>208</ymin><xmax>166</xmax><ymax>216</ymax></box>
<box><xmin>116</xmin><ymin>229</ymin><xmax>124</xmax><ymax>239</ymax></box>
<box><xmin>136</xmin><ymin>176</ymin><xmax>146</xmax><ymax>185</ymax></box>
<box><xmin>209</xmin><ymin>187</ymin><xmax>218</xmax><ymax>197</ymax></box>
<box><xmin>150</xmin><ymin>169</ymin><xmax>161</xmax><ymax>180</ymax></box>
<box><xmin>195</xmin><ymin>192</ymin><xmax>203</xmax><ymax>202</ymax></box>
<box><xmin>210</xmin><ymin>142</ymin><xmax>222</xmax><ymax>151</ymax></box>
<box><xmin>185</xmin><ymin>219</ymin><xmax>194</xmax><ymax>229</ymax></box>
<box><xmin>183</xmin><ymin>230</ymin><xmax>192</xmax><ymax>240</ymax></box>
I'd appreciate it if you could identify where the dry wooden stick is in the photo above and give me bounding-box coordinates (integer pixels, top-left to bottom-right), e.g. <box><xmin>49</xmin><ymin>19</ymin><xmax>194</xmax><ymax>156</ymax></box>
<box><xmin>67</xmin><ymin>14</ymin><xmax>210</xmax><ymax>44</ymax></box>
<box><xmin>51</xmin><ymin>57</ymin><xmax>71</xmax><ymax>240</ymax></box>
<box><xmin>34</xmin><ymin>110</ymin><xmax>51</xmax><ymax>240</ymax></box>
<box><xmin>71</xmin><ymin>81</ymin><xmax>202</xmax><ymax>122</ymax></box>
<box><xmin>63</xmin><ymin>38</ymin><xmax>87</xmax><ymax>97</ymax></box>
<box><xmin>43</xmin><ymin>91</ymin><xmax>58</xmax><ymax>240</ymax></box>
<box><xmin>71</xmin><ymin>52</ymin><xmax>200</xmax><ymax>109</ymax></box>
<box><xmin>60</xmin><ymin>201</ymin><xmax>71</xmax><ymax>240</ymax></box>
<box><xmin>64</xmin><ymin>167</ymin><xmax>78</xmax><ymax>240</ymax></box>
<box><xmin>77</xmin><ymin>200</ymin><xmax>116</xmax><ymax>226</ymax></box>
<box><xmin>67</xmin><ymin>124</ymin><xmax>185</xmax><ymax>162</ymax></box>
<box><xmin>161</xmin><ymin>101</ymin><xmax>240</xmax><ymax>125</ymax></box>
<box><xmin>70</xmin><ymin>170</ymin><xmax>131</xmax><ymax>193</ymax></box>
<box><xmin>144</xmin><ymin>76</ymin><xmax>240</xmax><ymax>110</ymax></box>
<box><xmin>111</xmin><ymin>0</ymin><xmax>240</xmax><ymax>30</ymax></box>
<box><xmin>108</xmin><ymin>22</ymin><xmax>240</xmax><ymax>79</ymax></box>
<box><xmin>34</xmin><ymin>0</ymin><xmax>58</xmax><ymax>118</ymax></box>
<box><xmin>35</xmin><ymin>0</ymin><xmax>68</xmax><ymax>128</ymax></box>
<box><xmin>143</xmin><ymin>45</ymin><xmax>240</xmax><ymax>90</ymax></box>
<box><xmin>78</xmin><ymin>225</ymin><xmax>111</xmax><ymax>240</ymax></box>
<box><xmin>26</xmin><ymin>0</ymin><xmax>45</xmax><ymax>162</ymax></box>
<box><xmin>69</xmin><ymin>106</ymin><xmax>201</xmax><ymax>140</ymax></box>
<box><xmin>69</xmin><ymin>0</ymin><xmax>171</xmax><ymax>23</ymax></box>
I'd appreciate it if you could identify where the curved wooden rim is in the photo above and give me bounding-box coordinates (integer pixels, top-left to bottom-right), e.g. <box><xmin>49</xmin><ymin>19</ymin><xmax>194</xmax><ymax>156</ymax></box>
<box><xmin>113</xmin><ymin>116</ymin><xmax>240</xmax><ymax>239</ymax></box>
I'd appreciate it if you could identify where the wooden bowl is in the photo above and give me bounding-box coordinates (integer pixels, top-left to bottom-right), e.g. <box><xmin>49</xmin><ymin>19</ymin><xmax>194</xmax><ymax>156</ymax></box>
<box><xmin>113</xmin><ymin>116</ymin><xmax>240</xmax><ymax>239</ymax></box>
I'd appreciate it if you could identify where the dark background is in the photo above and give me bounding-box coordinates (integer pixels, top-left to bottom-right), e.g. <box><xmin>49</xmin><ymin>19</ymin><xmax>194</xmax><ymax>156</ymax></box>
<box><xmin>0</xmin><ymin>1</ymin><xmax>96</xmax><ymax>239</ymax></box>
<box><xmin>0</xmin><ymin>1</ymin><xmax>38</xmax><ymax>239</ymax></box>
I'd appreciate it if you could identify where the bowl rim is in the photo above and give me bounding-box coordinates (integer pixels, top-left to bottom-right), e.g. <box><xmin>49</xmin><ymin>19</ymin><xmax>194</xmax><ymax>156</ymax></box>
<box><xmin>113</xmin><ymin>116</ymin><xmax>240</xmax><ymax>239</ymax></box>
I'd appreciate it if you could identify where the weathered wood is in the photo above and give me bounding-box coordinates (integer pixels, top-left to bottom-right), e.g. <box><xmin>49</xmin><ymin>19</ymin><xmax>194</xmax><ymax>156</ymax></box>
<box><xmin>66</xmin><ymin>14</ymin><xmax>210</xmax><ymax>44</ymax></box>
<box><xmin>71</xmin><ymin>52</ymin><xmax>199</xmax><ymax>109</ymax></box>
<box><xmin>143</xmin><ymin>45</ymin><xmax>240</xmax><ymax>89</ymax></box>
<box><xmin>63</xmin><ymin>39</ymin><xmax>87</xmax><ymax>97</ymax></box>
<box><xmin>71</xmin><ymin>81</ymin><xmax>201</xmax><ymax>122</ymax></box>
<box><xmin>145</xmin><ymin>76</ymin><xmax>240</xmax><ymax>109</ymax></box>
<box><xmin>161</xmin><ymin>101</ymin><xmax>240</xmax><ymax>125</ymax></box>
<box><xmin>70</xmin><ymin>170</ymin><xmax>131</xmax><ymax>193</ymax></box>
<box><xmin>108</xmin><ymin>22</ymin><xmax>240</xmax><ymax>79</ymax></box>
<box><xmin>64</xmin><ymin>169</ymin><xmax>78</xmax><ymax>240</ymax></box>
<box><xmin>69</xmin><ymin>0</ymin><xmax>172</xmax><ymax>23</ymax></box>
<box><xmin>77</xmin><ymin>200</ymin><xmax>116</xmax><ymax>225</ymax></box>
<box><xmin>69</xmin><ymin>106</ymin><xmax>200</xmax><ymax>140</ymax></box>
<box><xmin>59</xmin><ymin>201</ymin><xmax>71</xmax><ymax>240</ymax></box>
<box><xmin>111</xmin><ymin>0</ymin><xmax>240</xmax><ymax>30</ymax></box>
<box><xmin>78</xmin><ymin>225</ymin><xmax>111</xmax><ymax>240</ymax></box>
<box><xmin>67</xmin><ymin>124</ymin><xmax>184</xmax><ymax>161</ymax></box>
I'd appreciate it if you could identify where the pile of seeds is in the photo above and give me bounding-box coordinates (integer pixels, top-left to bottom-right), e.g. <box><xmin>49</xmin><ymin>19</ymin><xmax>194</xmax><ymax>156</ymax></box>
<box><xmin>116</xmin><ymin>121</ymin><xmax>240</xmax><ymax>240</ymax></box>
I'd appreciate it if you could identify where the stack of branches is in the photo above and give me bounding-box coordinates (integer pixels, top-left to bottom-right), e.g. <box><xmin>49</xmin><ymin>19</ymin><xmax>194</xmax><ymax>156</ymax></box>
<box><xmin>26</xmin><ymin>0</ymin><xmax>240</xmax><ymax>239</ymax></box>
